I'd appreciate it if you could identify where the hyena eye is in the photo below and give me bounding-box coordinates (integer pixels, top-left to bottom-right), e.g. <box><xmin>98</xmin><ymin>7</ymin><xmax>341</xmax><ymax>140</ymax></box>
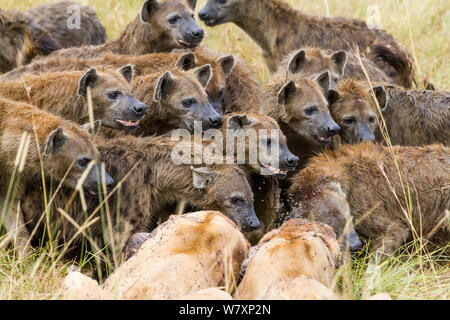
<box><xmin>107</xmin><ymin>91</ymin><xmax>121</xmax><ymax>100</ymax></box>
<box><xmin>216</xmin><ymin>0</ymin><xmax>227</xmax><ymax>4</ymax></box>
<box><xmin>168</xmin><ymin>15</ymin><xmax>180</xmax><ymax>25</ymax></box>
<box><xmin>182</xmin><ymin>98</ymin><xmax>196</xmax><ymax>108</ymax></box>
<box><xmin>369</xmin><ymin>116</ymin><xmax>376</xmax><ymax>124</ymax></box>
<box><xmin>77</xmin><ymin>157</ymin><xmax>91</xmax><ymax>168</ymax></box>
<box><xmin>343</xmin><ymin>117</ymin><xmax>356</xmax><ymax>125</ymax></box>
<box><xmin>231</xmin><ymin>196</ymin><xmax>244</xmax><ymax>205</ymax></box>
<box><xmin>304</xmin><ymin>106</ymin><xmax>317</xmax><ymax>116</ymax></box>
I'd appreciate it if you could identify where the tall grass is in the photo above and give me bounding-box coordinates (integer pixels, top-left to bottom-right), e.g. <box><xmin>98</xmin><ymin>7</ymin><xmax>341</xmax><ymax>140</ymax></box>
<box><xmin>0</xmin><ymin>0</ymin><xmax>448</xmax><ymax>299</ymax></box>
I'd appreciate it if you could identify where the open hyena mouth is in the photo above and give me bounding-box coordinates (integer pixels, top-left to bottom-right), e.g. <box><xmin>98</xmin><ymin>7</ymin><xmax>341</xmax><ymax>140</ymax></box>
<box><xmin>115</xmin><ymin>119</ymin><xmax>141</xmax><ymax>128</ymax></box>
<box><xmin>178</xmin><ymin>39</ymin><xmax>200</xmax><ymax>49</ymax></box>
<box><xmin>259</xmin><ymin>162</ymin><xmax>287</xmax><ymax>178</ymax></box>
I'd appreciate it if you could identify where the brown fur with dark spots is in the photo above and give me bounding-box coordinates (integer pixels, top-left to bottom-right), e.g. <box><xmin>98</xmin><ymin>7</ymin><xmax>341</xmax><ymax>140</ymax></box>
<box><xmin>40</xmin><ymin>0</ymin><xmax>202</xmax><ymax>61</ymax></box>
<box><xmin>287</xmin><ymin>142</ymin><xmax>450</xmax><ymax>255</ymax></box>
<box><xmin>276</xmin><ymin>47</ymin><xmax>394</xmax><ymax>87</ymax></box>
<box><xmin>0</xmin><ymin>2</ymin><xmax>106</xmax><ymax>72</ymax></box>
<box><xmin>0</xmin><ymin>69</ymin><xmax>141</xmax><ymax>130</ymax></box>
<box><xmin>21</xmin><ymin>135</ymin><xmax>255</xmax><ymax>253</ymax></box>
<box><xmin>0</xmin><ymin>98</ymin><xmax>100</xmax><ymax>256</ymax></box>
<box><xmin>376</xmin><ymin>85</ymin><xmax>450</xmax><ymax>147</ymax></box>
<box><xmin>199</xmin><ymin>0</ymin><xmax>414</xmax><ymax>87</ymax></box>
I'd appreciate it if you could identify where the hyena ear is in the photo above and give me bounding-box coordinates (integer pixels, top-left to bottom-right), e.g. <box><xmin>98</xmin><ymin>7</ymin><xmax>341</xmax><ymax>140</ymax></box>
<box><xmin>314</xmin><ymin>70</ymin><xmax>331</xmax><ymax>96</ymax></box>
<box><xmin>288</xmin><ymin>49</ymin><xmax>307</xmax><ymax>74</ymax></box>
<box><xmin>117</xmin><ymin>64</ymin><xmax>134</xmax><ymax>83</ymax></box>
<box><xmin>371</xmin><ymin>85</ymin><xmax>388</xmax><ymax>112</ymax></box>
<box><xmin>154</xmin><ymin>71</ymin><xmax>174</xmax><ymax>102</ymax></box>
<box><xmin>78</xmin><ymin>68</ymin><xmax>99</xmax><ymax>96</ymax></box>
<box><xmin>193</xmin><ymin>64</ymin><xmax>212</xmax><ymax>88</ymax></box>
<box><xmin>186</xmin><ymin>0</ymin><xmax>197</xmax><ymax>10</ymax></box>
<box><xmin>277</xmin><ymin>80</ymin><xmax>297</xmax><ymax>105</ymax></box>
<box><xmin>217</xmin><ymin>55</ymin><xmax>235</xmax><ymax>76</ymax></box>
<box><xmin>80</xmin><ymin>120</ymin><xmax>102</xmax><ymax>138</ymax></box>
<box><xmin>227</xmin><ymin>114</ymin><xmax>253</xmax><ymax>131</ymax></box>
<box><xmin>44</xmin><ymin>127</ymin><xmax>67</xmax><ymax>155</ymax></box>
<box><xmin>327</xmin><ymin>89</ymin><xmax>340</xmax><ymax>106</ymax></box>
<box><xmin>331</xmin><ymin>51</ymin><xmax>347</xmax><ymax>76</ymax></box>
<box><xmin>175</xmin><ymin>53</ymin><xmax>197</xmax><ymax>71</ymax></box>
<box><xmin>191</xmin><ymin>166</ymin><xmax>217</xmax><ymax>190</ymax></box>
<box><xmin>140</xmin><ymin>0</ymin><xmax>160</xmax><ymax>23</ymax></box>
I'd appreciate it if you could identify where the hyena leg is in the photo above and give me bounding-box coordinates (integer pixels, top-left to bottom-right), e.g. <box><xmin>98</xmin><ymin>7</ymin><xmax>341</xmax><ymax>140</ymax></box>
<box><xmin>1</xmin><ymin>199</ymin><xmax>31</xmax><ymax>259</ymax></box>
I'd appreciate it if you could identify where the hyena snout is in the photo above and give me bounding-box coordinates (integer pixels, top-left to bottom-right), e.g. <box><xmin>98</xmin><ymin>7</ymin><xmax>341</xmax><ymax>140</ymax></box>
<box><xmin>241</xmin><ymin>207</ymin><xmax>261</xmax><ymax>232</ymax></box>
<box><xmin>327</xmin><ymin>123</ymin><xmax>341</xmax><ymax>136</ymax></box>
<box><xmin>84</xmin><ymin>164</ymin><xmax>115</xmax><ymax>195</ymax></box>
<box><xmin>343</xmin><ymin>232</ymin><xmax>363</xmax><ymax>252</ymax></box>
<box><xmin>130</xmin><ymin>98</ymin><xmax>147</xmax><ymax>117</ymax></box>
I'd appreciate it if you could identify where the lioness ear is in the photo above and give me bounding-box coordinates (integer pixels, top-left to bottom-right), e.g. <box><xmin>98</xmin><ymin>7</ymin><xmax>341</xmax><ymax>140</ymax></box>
<box><xmin>193</xmin><ymin>64</ymin><xmax>212</xmax><ymax>88</ymax></box>
<box><xmin>277</xmin><ymin>80</ymin><xmax>297</xmax><ymax>105</ymax></box>
<box><xmin>331</xmin><ymin>51</ymin><xmax>347</xmax><ymax>76</ymax></box>
<box><xmin>154</xmin><ymin>71</ymin><xmax>174</xmax><ymax>102</ymax></box>
<box><xmin>217</xmin><ymin>55</ymin><xmax>235</xmax><ymax>76</ymax></box>
<box><xmin>175</xmin><ymin>53</ymin><xmax>197</xmax><ymax>71</ymax></box>
<box><xmin>371</xmin><ymin>85</ymin><xmax>388</xmax><ymax>112</ymax></box>
<box><xmin>191</xmin><ymin>166</ymin><xmax>216</xmax><ymax>189</ymax></box>
<box><xmin>327</xmin><ymin>89</ymin><xmax>340</xmax><ymax>106</ymax></box>
<box><xmin>227</xmin><ymin>114</ymin><xmax>253</xmax><ymax>131</ymax></box>
<box><xmin>44</xmin><ymin>127</ymin><xmax>67</xmax><ymax>155</ymax></box>
<box><xmin>140</xmin><ymin>0</ymin><xmax>160</xmax><ymax>23</ymax></box>
<box><xmin>288</xmin><ymin>50</ymin><xmax>307</xmax><ymax>74</ymax></box>
<box><xmin>78</xmin><ymin>68</ymin><xmax>99</xmax><ymax>96</ymax></box>
<box><xmin>80</xmin><ymin>120</ymin><xmax>102</xmax><ymax>138</ymax></box>
<box><xmin>117</xmin><ymin>64</ymin><xmax>134</xmax><ymax>83</ymax></box>
<box><xmin>314</xmin><ymin>70</ymin><xmax>331</xmax><ymax>96</ymax></box>
<box><xmin>186</xmin><ymin>0</ymin><xmax>197</xmax><ymax>10</ymax></box>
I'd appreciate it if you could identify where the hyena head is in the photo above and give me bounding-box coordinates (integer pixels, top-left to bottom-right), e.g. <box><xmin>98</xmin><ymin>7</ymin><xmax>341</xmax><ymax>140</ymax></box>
<box><xmin>42</xmin><ymin>120</ymin><xmax>115</xmax><ymax>196</ymax></box>
<box><xmin>153</xmin><ymin>64</ymin><xmax>223</xmax><ymax>132</ymax></box>
<box><xmin>223</xmin><ymin>113</ymin><xmax>298</xmax><ymax>178</ymax></box>
<box><xmin>288</xmin><ymin>178</ymin><xmax>362</xmax><ymax>252</ymax></box>
<box><xmin>140</xmin><ymin>0</ymin><xmax>204</xmax><ymax>50</ymax></box>
<box><xmin>0</xmin><ymin>9</ymin><xmax>61</xmax><ymax>72</ymax></box>
<box><xmin>283</xmin><ymin>48</ymin><xmax>347</xmax><ymax>88</ymax></box>
<box><xmin>199</xmin><ymin>0</ymin><xmax>242</xmax><ymax>26</ymax></box>
<box><xmin>77</xmin><ymin>66</ymin><xmax>147</xmax><ymax>131</ymax></box>
<box><xmin>191</xmin><ymin>165</ymin><xmax>260</xmax><ymax>232</ymax></box>
<box><xmin>328</xmin><ymin>80</ymin><xmax>388</xmax><ymax>144</ymax></box>
<box><xmin>276</xmin><ymin>71</ymin><xmax>341</xmax><ymax>147</ymax></box>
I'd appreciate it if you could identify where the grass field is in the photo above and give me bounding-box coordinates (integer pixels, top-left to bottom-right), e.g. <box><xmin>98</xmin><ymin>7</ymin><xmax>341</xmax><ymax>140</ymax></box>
<box><xmin>0</xmin><ymin>0</ymin><xmax>449</xmax><ymax>300</ymax></box>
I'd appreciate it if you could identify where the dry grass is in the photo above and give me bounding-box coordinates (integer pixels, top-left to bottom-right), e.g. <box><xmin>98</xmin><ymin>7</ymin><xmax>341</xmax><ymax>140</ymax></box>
<box><xmin>0</xmin><ymin>0</ymin><xmax>448</xmax><ymax>300</ymax></box>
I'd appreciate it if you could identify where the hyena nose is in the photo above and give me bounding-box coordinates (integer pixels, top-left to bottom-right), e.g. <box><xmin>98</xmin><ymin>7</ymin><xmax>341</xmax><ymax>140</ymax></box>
<box><xmin>105</xmin><ymin>174</ymin><xmax>115</xmax><ymax>192</ymax></box>
<box><xmin>198</xmin><ymin>11</ymin><xmax>208</xmax><ymax>20</ymax></box>
<box><xmin>208</xmin><ymin>115</ymin><xmax>222</xmax><ymax>128</ymax></box>
<box><xmin>133</xmin><ymin>103</ymin><xmax>147</xmax><ymax>116</ymax></box>
<box><xmin>327</xmin><ymin>124</ymin><xmax>341</xmax><ymax>136</ymax></box>
<box><xmin>190</xmin><ymin>29</ymin><xmax>205</xmax><ymax>40</ymax></box>
<box><xmin>286</xmin><ymin>155</ymin><xmax>299</xmax><ymax>168</ymax></box>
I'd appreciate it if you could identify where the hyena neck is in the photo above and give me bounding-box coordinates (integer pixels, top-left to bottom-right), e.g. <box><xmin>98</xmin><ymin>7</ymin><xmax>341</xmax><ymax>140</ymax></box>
<box><xmin>233</xmin><ymin>0</ymin><xmax>304</xmax><ymax>59</ymax></box>
<box><xmin>115</xmin><ymin>16</ymin><xmax>165</xmax><ymax>55</ymax></box>
<box><xmin>136</xmin><ymin>103</ymin><xmax>180</xmax><ymax>136</ymax></box>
